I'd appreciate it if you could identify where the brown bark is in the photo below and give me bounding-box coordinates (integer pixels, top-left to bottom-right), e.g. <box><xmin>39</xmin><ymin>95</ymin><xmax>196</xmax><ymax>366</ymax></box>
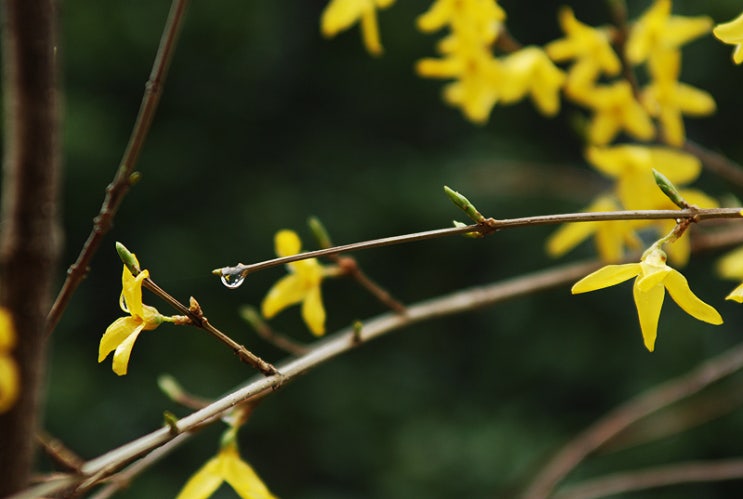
<box><xmin>0</xmin><ymin>0</ymin><xmax>61</xmax><ymax>494</ymax></box>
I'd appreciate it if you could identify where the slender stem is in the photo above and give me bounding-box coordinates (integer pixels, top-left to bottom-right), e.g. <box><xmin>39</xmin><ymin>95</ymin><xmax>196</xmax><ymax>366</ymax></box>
<box><xmin>215</xmin><ymin>208</ymin><xmax>743</xmax><ymax>280</ymax></box>
<box><xmin>521</xmin><ymin>341</ymin><xmax>743</xmax><ymax>499</ymax></box>
<box><xmin>18</xmin><ymin>259</ymin><xmax>603</xmax><ymax>496</ymax></box>
<box><xmin>554</xmin><ymin>459</ymin><xmax>743</xmax><ymax>499</ymax></box>
<box><xmin>46</xmin><ymin>0</ymin><xmax>189</xmax><ymax>336</ymax></box>
<box><xmin>141</xmin><ymin>279</ymin><xmax>278</xmax><ymax>376</ymax></box>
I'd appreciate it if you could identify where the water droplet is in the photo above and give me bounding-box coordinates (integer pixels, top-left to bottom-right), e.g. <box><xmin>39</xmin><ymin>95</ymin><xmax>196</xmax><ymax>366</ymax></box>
<box><xmin>220</xmin><ymin>273</ymin><xmax>245</xmax><ymax>289</ymax></box>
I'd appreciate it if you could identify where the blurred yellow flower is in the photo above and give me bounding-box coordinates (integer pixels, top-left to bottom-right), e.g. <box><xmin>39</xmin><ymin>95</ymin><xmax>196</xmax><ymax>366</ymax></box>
<box><xmin>717</xmin><ymin>245</ymin><xmax>743</xmax><ymax>302</ymax></box>
<box><xmin>579</xmin><ymin>81</ymin><xmax>655</xmax><ymax>145</ymax></box>
<box><xmin>321</xmin><ymin>0</ymin><xmax>395</xmax><ymax>56</ymax></box>
<box><xmin>499</xmin><ymin>46</ymin><xmax>566</xmax><ymax>116</ymax></box>
<box><xmin>262</xmin><ymin>230</ymin><xmax>327</xmax><ymax>336</ymax></box>
<box><xmin>626</xmin><ymin>0</ymin><xmax>712</xmax><ymax>65</ymax></box>
<box><xmin>546</xmin><ymin>7</ymin><xmax>620</xmax><ymax>90</ymax></box>
<box><xmin>641</xmin><ymin>50</ymin><xmax>716</xmax><ymax>146</ymax></box>
<box><xmin>0</xmin><ymin>308</ymin><xmax>19</xmax><ymax>413</ymax></box>
<box><xmin>98</xmin><ymin>259</ymin><xmax>165</xmax><ymax>376</ymax></box>
<box><xmin>572</xmin><ymin>247</ymin><xmax>722</xmax><ymax>351</ymax></box>
<box><xmin>713</xmin><ymin>12</ymin><xmax>743</xmax><ymax>64</ymax></box>
<box><xmin>586</xmin><ymin>144</ymin><xmax>701</xmax><ymax>210</ymax></box>
<box><xmin>415</xmin><ymin>0</ymin><xmax>508</xmax><ymax>123</ymax></box>
<box><xmin>177</xmin><ymin>438</ymin><xmax>276</xmax><ymax>499</ymax></box>
<box><xmin>546</xmin><ymin>195</ymin><xmax>642</xmax><ymax>263</ymax></box>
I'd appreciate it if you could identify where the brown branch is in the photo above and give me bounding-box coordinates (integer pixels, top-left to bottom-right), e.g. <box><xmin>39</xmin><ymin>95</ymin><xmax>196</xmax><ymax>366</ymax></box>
<box><xmin>0</xmin><ymin>0</ymin><xmax>61</xmax><ymax>494</ymax></box>
<box><xmin>45</xmin><ymin>0</ymin><xmax>189</xmax><ymax>336</ymax></box>
<box><xmin>239</xmin><ymin>306</ymin><xmax>310</xmax><ymax>356</ymax></box>
<box><xmin>521</xmin><ymin>341</ymin><xmax>743</xmax><ymax>499</ymax></box>
<box><xmin>554</xmin><ymin>459</ymin><xmax>743</xmax><ymax>499</ymax></box>
<box><xmin>215</xmin><ymin>208</ymin><xmax>743</xmax><ymax>281</ymax></box>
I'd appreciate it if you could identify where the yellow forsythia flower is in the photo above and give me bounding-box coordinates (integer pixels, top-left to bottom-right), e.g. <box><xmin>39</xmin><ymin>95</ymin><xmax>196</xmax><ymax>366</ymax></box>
<box><xmin>713</xmin><ymin>12</ymin><xmax>743</xmax><ymax>64</ymax></box>
<box><xmin>641</xmin><ymin>49</ymin><xmax>715</xmax><ymax>146</ymax></box>
<box><xmin>0</xmin><ymin>307</ymin><xmax>19</xmax><ymax>413</ymax></box>
<box><xmin>546</xmin><ymin>7</ymin><xmax>621</xmax><ymax>90</ymax></box>
<box><xmin>262</xmin><ymin>230</ymin><xmax>327</xmax><ymax>336</ymax></box>
<box><xmin>577</xmin><ymin>80</ymin><xmax>655</xmax><ymax>145</ymax></box>
<box><xmin>546</xmin><ymin>195</ymin><xmax>642</xmax><ymax>263</ymax></box>
<box><xmin>586</xmin><ymin>144</ymin><xmax>701</xmax><ymax>210</ymax></box>
<box><xmin>499</xmin><ymin>46</ymin><xmax>565</xmax><ymax>116</ymax></box>
<box><xmin>177</xmin><ymin>440</ymin><xmax>276</xmax><ymax>499</ymax></box>
<box><xmin>625</xmin><ymin>0</ymin><xmax>712</xmax><ymax>65</ymax></box>
<box><xmin>321</xmin><ymin>0</ymin><xmax>395</xmax><ymax>56</ymax></box>
<box><xmin>98</xmin><ymin>258</ymin><xmax>166</xmax><ymax>376</ymax></box>
<box><xmin>572</xmin><ymin>247</ymin><xmax>722</xmax><ymax>351</ymax></box>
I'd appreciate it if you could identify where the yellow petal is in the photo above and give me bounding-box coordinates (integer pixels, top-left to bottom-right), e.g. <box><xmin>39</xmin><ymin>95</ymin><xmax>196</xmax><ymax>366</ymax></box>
<box><xmin>713</xmin><ymin>12</ymin><xmax>743</xmax><ymax>43</ymax></box>
<box><xmin>725</xmin><ymin>282</ymin><xmax>743</xmax><ymax>303</ymax></box>
<box><xmin>275</xmin><ymin>230</ymin><xmax>302</xmax><ymax>257</ymax></box>
<box><xmin>0</xmin><ymin>307</ymin><xmax>16</xmax><ymax>350</ymax></box>
<box><xmin>0</xmin><ymin>354</ymin><xmax>19</xmax><ymax>413</ymax></box>
<box><xmin>261</xmin><ymin>274</ymin><xmax>307</xmax><ymax>319</ymax></box>
<box><xmin>302</xmin><ymin>286</ymin><xmax>327</xmax><ymax>336</ymax></box>
<box><xmin>321</xmin><ymin>0</ymin><xmax>366</xmax><ymax>38</ymax></box>
<box><xmin>636</xmin><ymin>265</ymin><xmax>672</xmax><ymax>292</ymax></box>
<box><xmin>121</xmin><ymin>267</ymin><xmax>149</xmax><ymax>319</ymax></box>
<box><xmin>717</xmin><ymin>245</ymin><xmax>743</xmax><ymax>279</ymax></box>
<box><xmin>633</xmin><ymin>279</ymin><xmax>665</xmax><ymax>352</ymax></box>
<box><xmin>546</xmin><ymin>220</ymin><xmax>598</xmax><ymax>257</ymax></box>
<box><xmin>221</xmin><ymin>446</ymin><xmax>277</xmax><ymax>499</ymax></box>
<box><xmin>98</xmin><ymin>316</ymin><xmax>140</xmax><ymax>363</ymax></box>
<box><xmin>664</xmin><ymin>270</ymin><xmax>723</xmax><ymax>325</ymax></box>
<box><xmin>176</xmin><ymin>455</ymin><xmax>224</xmax><ymax>499</ymax></box>
<box><xmin>416</xmin><ymin>0</ymin><xmax>454</xmax><ymax>32</ymax></box>
<box><xmin>112</xmin><ymin>324</ymin><xmax>145</xmax><ymax>376</ymax></box>
<box><xmin>360</xmin><ymin>6</ymin><xmax>382</xmax><ymax>55</ymax></box>
<box><xmin>571</xmin><ymin>263</ymin><xmax>642</xmax><ymax>294</ymax></box>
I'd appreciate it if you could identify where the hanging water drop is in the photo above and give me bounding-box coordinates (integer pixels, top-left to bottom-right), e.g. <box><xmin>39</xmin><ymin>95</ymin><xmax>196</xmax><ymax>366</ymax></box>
<box><xmin>220</xmin><ymin>273</ymin><xmax>245</xmax><ymax>289</ymax></box>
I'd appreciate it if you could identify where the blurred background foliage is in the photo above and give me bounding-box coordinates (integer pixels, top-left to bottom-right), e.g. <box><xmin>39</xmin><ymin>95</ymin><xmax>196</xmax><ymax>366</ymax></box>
<box><xmin>32</xmin><ymin>0</ymin><xmax>743</xmax><ymax>497</ymax></box>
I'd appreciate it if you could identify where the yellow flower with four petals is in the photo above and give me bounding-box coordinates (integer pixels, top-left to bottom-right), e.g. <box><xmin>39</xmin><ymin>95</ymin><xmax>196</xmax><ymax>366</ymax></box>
<box><xmin>262</xmin><ymin>230</ymin><xmax>328</xmax><ymax>336</ymax></box>
<box><xmin>572</xmin><ymin>247</ymin><xmax>722</xmax><ymax>351</ymax></box>
<box><xmin>98</xmin><ymin>256</ymin><xmax>169</xmax><ymax>376</ymax></box>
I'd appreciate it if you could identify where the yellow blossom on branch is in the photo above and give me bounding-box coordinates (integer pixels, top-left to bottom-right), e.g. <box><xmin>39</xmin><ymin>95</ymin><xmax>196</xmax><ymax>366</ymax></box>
<box><xmin>625</xmin><ymin>0</ymin><xmax>712</xmax><ymax>65</ymax></box>
<box><xmin>586</xmin><ymin>144</ymin><xmax>701</xmax><ymax>210</ymax></box>
<box><xmin>641</xmin><ymin>49</ymin><xmax>716</xmax><ymax>146</ymax></box>
<box><xmin>499</xmin><ymin>46</ymin><xmax>566</xmax><ymax>116</ymax></box>
<box><xmin>177</xmin><ymin>425</ymin><xmax>276</xmax><ymax>499</ymax></box>
<box><xmin>572</xmin><ymin>247</ymin><xmax>722</xmax><ymax>351</ymax></box>
<box><xmin>262</xmin><ymin>230</ymin><xmax>328</xmax><ymax>336</ymax></box>
<box><xmin>713</xmin><ymin>12</ymin><xmax>743</xmax><ymax>64</ymax></box>
<box><xmin>0</xmin><ymin>307</ymin><xmax>19</xmax><ymax>413</ymax></box>
<box><xmin>98</xmin><ymin>257</ymin><xmax>168</xmax><ymax>376</ymax></box>
<box><xmin>546</xmin><ymin>7</ymin><xmax>620</xmax><ymax>90</ymax></box>
<box><xmin>321</xmin><ymin>0</ymin><xmax>395</xmax><ymax>56</ymax></box>
<box><xmin>577</xmin><ymin>81</ymin><xmax>655</xmax><ymax>145</ymax></box>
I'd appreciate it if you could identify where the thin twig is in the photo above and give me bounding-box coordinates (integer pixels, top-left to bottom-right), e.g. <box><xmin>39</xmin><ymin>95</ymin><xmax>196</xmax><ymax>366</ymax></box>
<box><xmin>36</xmin><ymin>430</ymin><xmax>84</xmax><ymax>472</ymax></box>
<box><xmin>46</xmin><ymin>0</ymin><xmax>189</xmax><ymax>336</ymax></box>
<box><xmin>239</xmin><ymin>306</ymin><xmax>310</xmax><ymax>356</ymax></box>
<box><xmin>554</xmin><ymin>459</ymin><xmax>743</xmax><ymax>499</ymax></box>
<box><xmin>141</xmin><ymin>280</ymin><xmax>278</xmax><ymax>376</ymax></box>
<box><xmin>14</xmin><ymin>259</ymin><xmax>603</xmax><ymax>497</ymax></box>
<box><xmin>521</xmin><ymin>341</ymin><xmax>743</xmax><ymax>499</ymax></box>
<box><xmin>215</xmin><ymin>208</ymin><xmax>743</xmax><ymax>280</ymax></box>
<box><xmin>335</xmin><ymin>256</ymin><xmax>407</xmax><ymax>314</ymax></box>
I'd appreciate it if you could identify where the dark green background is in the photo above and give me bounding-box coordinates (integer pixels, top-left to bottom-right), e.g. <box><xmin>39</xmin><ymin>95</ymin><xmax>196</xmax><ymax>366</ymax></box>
<box><xmin>36</xmin><ymin>0</ymin><xmax>743</xmax><ymax>497</ymax></box>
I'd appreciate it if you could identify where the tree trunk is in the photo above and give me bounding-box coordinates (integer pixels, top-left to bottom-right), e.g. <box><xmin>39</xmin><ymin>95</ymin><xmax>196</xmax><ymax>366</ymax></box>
<box><xmin>0</xmin><ymin>0</ymin><xmax>61</xmax><ymax>494</ymax></box>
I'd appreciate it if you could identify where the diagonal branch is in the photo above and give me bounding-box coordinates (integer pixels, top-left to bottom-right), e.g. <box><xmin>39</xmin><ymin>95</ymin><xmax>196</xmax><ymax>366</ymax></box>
<box><xmin>46</xmin><ymin>0</ymin><xmax>189</xmax><ymax>336</ymax></box>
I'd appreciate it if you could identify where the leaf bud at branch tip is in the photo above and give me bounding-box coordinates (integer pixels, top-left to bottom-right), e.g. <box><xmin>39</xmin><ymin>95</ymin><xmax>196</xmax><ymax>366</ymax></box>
<box><xmin>115</xmin><ymin>241</ymin><xmax>141</xmax><ymax>275</ymax></box>
<box><xmin>444</xmin><ymin>185</ymin><xmax>485</xmax><ymax>223</ymax></box>
<box><xmin>652</xmin><ymin>169</ymin><xmax>688</xmax><ymax>209</ymax></box>
<box><xmin>308</xmin><ymin>216</ymin><xmax>333</xmax><ymax>249</ymax></box>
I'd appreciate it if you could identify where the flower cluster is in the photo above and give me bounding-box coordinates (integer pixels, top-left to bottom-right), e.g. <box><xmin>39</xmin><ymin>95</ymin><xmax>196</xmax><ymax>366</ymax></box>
<box><xmin>415</xmin><ymin>0</ymin><xmax>564</xmax><ymax>123</ymax></box>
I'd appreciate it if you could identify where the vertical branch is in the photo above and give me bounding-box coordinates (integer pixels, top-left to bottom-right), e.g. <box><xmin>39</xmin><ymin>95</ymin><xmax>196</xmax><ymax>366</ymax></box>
<box><xmin>45</xmin><ymin>0</ymin><xmax>189</xmax><ymax>335</ymax></box>
<box><xmin>0</xmin><ymin>0</ymin><xmax>61</xmax><ymax>494</ymax></box>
